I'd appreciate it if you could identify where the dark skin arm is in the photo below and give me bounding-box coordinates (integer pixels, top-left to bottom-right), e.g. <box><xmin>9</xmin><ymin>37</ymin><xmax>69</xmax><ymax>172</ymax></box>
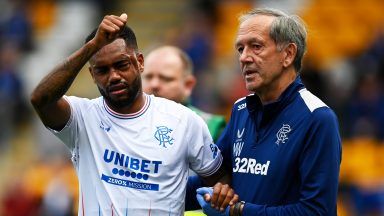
<box><xmin>204</xmin><ymin>181</ymin><xmax>241</xmax><ymax>215</ymax></box>
<box><xmin>201</xmin><ymin>165</ymin><xmax>239</xmax><ymax>212</ymax></box>
<box><xmin>30</xmin><ymin>14</ymin><xmax>128</xmax><ymax>130</ymax></box>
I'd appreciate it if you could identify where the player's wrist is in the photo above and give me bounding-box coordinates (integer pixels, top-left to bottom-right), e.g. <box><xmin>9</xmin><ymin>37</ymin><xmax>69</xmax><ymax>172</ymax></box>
<box><xmin>230</xmin><ymin>204</ymin><xmax>235</xmax><ymax>216</ymax></box>
<box><xmin>231</xmin><ymin>201</ymin><xmax>245</xmax><ymax>216</ymax></box>
<box><xmin>86</xmin><ymin>38</ymin><xmax>104</xmax><ymax>52</ymax></box>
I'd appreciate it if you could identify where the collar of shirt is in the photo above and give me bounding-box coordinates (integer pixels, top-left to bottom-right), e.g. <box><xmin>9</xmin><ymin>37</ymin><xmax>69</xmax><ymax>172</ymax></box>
<box><xmin>246</xmin><ymin>75</ymin><xmax>305</xmax><ymax>127</ymax></box>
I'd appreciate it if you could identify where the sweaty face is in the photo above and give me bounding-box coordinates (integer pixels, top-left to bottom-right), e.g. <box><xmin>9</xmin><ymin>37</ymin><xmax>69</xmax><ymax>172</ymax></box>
<box><xmin>235</xmin><ymin>15</ymin><xmax>286</xmax><ymax>94</ymax></box>
<box><xmin>142</xmin><ymin>50</ymin><xmax>187</xmax><ymax>103</ymax></box>
<box><xmin>89</xmin><ymin>39</ymin><xmax>143</xmax><ymax>109</ymax></box>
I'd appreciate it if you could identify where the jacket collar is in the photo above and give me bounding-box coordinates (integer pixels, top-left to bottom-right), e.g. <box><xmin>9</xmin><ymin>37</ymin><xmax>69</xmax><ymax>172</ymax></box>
<box><xmin>246</xmin><ymin>76</ymin><xmax>305</xmax><ymax>123</ymax></box>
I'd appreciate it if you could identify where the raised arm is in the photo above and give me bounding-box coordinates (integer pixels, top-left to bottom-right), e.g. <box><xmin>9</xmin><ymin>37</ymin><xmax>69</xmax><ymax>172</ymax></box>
<box><xmin>30</xmin><ymin>14</ymin><xmax>128</xmax><ymax>130</ymax></box>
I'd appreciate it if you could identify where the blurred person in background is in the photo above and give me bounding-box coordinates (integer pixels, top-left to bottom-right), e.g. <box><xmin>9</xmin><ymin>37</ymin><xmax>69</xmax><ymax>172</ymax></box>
<box><xmin>341</xmin><ymin>71</ymin><xmax>384</xmax><ymax>215</ymax></box>
<box><xmin>30</xmin><ymin>13</ymin><xmax>235</xmax><ymax>215</ymax></box>
<box><xmin>0</xmin><ymin>42</ymin><xmax>25</xmax><ymax>150</ymax></box>
<box><xmin>341</xmin><ymin>32</ymin><xmax>384</xmax><ymax>215</ymax></box>
<box><xmin>0</xmin><ymin>0</ymin><xmax>33</xmax><ymax>150</ymax></box>
<box><xmin>0</xmin><ymin>0</ymin><xmax>34</xmax><ymax>52</ymax></box>
<box><xmin>142</xmin><ymin>45</ymin><xmax>226</xmax><ymax>142</ymax></box>
<box><xmin>344</xmin><ymin>70</ymin><xmax>384</xmax><ymax>141</ymax></box>
<box><xmin>174</xmin><ymin>0</ymin><xmax>218</xmax><ymax>111</ymax></box>
<box><xmin>189</xmin><ymin>8</ymin><xmax>342</xmax><ymax>216</ymax></box>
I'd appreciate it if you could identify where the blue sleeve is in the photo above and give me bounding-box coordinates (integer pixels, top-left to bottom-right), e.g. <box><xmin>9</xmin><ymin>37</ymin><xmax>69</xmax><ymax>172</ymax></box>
<box><xmin>242</xmin><ymin>108</ymin><xmax>342</xmax><ymax>216</ymax></box>
<box><xmin>185</xmin><ymin>175</ymin><xmax>206</xmax><ymax>210</ymax></box>
<box><xmin>216</xmin><ymin>107</ymin><xmax>235</xmax><ymax>172</ymax></box>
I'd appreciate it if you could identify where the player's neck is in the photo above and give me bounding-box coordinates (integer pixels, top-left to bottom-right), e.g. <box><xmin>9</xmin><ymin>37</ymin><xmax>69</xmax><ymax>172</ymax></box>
<box><xmin>106</xmin><ymin>92</ymin><xmax>146</xmax><ymax>115</ymax></box>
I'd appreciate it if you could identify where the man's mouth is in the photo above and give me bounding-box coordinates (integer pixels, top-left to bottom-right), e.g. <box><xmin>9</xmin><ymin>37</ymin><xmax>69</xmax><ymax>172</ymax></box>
<box><xmin>108</xmin><ymin>83</ymin><xmax>127</xmax><ymax>95</ymax></box>
<box><xmin>243</xmin><ymin>69</ymin><xmax>257</xmax><ymax>78</ymax></box>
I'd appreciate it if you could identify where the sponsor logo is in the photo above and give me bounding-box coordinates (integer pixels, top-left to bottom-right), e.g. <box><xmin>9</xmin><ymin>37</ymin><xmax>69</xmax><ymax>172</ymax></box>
<box><xmin>232</xmin><ymin>128</ymin><xmax>270</xmax><ymax>176</ymax></box>
<box><xmin>233</xmin><ymin>142</ymin><xmax>244</xmax><ymax>157</ymax></box>
<box><xmin>209</xmin><ymin>143</ymin><xmax>219</xmax><ymax>159</ymax></box>
<box><xmin>237</xmin><ymin>103</ymin><xmax>246</xmax><ymax>111</ymax></box>
<box><xmin>233</xmin><ymin>158</ymin><xmax>270</xmax><ymax>176</ymax></box>
<box><xmin>100</xmin><ymin>121</ymin><xmax>111</xmax><ymax>132</ymax></box>
<box><xmin>237</xmin><ymin>128</ymin><xmax>245</xmax><ymax>139</ymax></box>
<box><xmin>276</xmin><ymin>124</ymin><xmax>291</xmax><ymax>145</ymax></box>
<box><xmin>154</xmin><ymin>126</ymin><xmax>174</xmax><ymax>148</ymax></box>
<box><xmin>102</xmin><ymin>149</ymin><xmax>162</xmax><ymax>191</ymax></box>
<box><xmin>103</xmin><ymin>149</ymin><xmax>162</xmax><ymax>174</ymax></box>
<box><xmin>233</xmin><ymin>128</ymin><xmax>245</xmax><ymax>157</ymax></box>
<box><xmin>101</xmin><ymin>174</ymin><xmax>159</xmax><ymax>191</ymax></box>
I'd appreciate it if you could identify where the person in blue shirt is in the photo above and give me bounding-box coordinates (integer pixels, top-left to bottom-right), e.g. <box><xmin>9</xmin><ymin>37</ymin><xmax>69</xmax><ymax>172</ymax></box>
<box><xmin>190</xmin><ymin>8</ymin><xmax>342</xmax><ymax>216</ymax></box>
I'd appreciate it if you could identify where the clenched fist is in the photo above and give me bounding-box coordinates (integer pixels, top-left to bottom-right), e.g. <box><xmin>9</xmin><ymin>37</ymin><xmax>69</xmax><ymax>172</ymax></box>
<box><xmin>91</xmin><ymin>13</ymin><xmax>128</xmax><ymax>49</ymax></box>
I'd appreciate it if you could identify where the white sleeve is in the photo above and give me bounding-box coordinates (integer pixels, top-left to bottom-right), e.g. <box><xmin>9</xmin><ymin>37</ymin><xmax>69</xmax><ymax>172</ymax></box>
<box><xmin>187</xmin><ymin>111</ymin><xmax>223</xmax><ymax>177</ymax></box>
<box><xmin>47</xmin><ymin>96</ymin><xmax>83</xmax><ymax>165</ymax></box>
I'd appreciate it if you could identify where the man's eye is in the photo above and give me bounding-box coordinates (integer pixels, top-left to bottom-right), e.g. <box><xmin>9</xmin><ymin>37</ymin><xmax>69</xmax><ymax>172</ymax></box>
<box><xmin>160</xmin><ymin>76</ymin><xmax>173</xmax><ymax>83</ymax></box>
<box><xmin>94</xmin><ymin>67</ymin><xmax>108</xmax><ymax>74</ymax></box>
<box><xmin>237</xmin><ymin>47</ymin><xmax>244</xmax><ymax>54</ymax></box>
<box><xmin>143</xmin><ymin>75</ymin><xmax>152</xmax><ymax>81</ymax></box>
<box><xmin>117</xmin><ymin>63</ymin><xmax>130</xmax><ymax>70</ymax></box>
<box><xmin>252</xmin><ymin>44</ymin><xmax>262</xmax><ymax>50</ymax></box>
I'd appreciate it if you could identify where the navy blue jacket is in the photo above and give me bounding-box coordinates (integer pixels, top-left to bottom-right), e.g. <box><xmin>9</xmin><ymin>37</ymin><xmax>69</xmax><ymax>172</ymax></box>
<box><xmin>216</xmin><ymin>76</ymin><xmax>342</xmax><ymax>215</ymax></box>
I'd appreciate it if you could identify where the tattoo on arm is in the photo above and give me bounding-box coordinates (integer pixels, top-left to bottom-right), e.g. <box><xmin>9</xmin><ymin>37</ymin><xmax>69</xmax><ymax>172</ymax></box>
<box><xmin>32</xmin><ymin>43</ymin><xmax>98</xmax><ymax>107</ymax></box>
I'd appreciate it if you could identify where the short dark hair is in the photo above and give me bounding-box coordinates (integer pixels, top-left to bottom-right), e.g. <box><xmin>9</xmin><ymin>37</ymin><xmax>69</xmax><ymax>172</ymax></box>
<box><xmin>85</xmin><ymin>25</ymin><xmax>139</xmax><ymax>52</ymax></box>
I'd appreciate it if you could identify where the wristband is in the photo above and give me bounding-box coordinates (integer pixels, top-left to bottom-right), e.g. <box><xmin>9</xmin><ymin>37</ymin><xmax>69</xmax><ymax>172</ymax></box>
<box><xmin>233</xmin><ymin>201</ymin><xmax>245</xmax><ymax>216</ymax></box>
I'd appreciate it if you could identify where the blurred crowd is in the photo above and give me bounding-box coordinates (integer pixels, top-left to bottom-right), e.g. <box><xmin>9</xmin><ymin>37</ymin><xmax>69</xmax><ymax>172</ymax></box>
<box><xmin>0</xmin><ymin>0</ymin><xmax>32</xmax><ymax>152</ymax></box>
<box><xmin>0</xmin><ymin>0</ymin><xmax>383</xmax><ymax>215</ymax></box>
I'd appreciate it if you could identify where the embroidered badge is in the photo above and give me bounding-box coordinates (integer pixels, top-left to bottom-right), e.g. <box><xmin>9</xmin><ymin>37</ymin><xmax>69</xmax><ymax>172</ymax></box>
<box><xmin>276</xmin><ymin>124</ymin><xmax>291</xmax><ymax>145</ymax></box>
<box><xmin>154</xmin><ymin>126</ymin><xmax>174</xmax><ymax>148</ymax></box>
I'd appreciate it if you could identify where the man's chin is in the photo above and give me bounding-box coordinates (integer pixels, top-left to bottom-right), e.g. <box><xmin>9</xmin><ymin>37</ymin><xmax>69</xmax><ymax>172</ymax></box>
<box><xmin>109</xmin><ymin>93</ymin><xmax>128</xmax><ymax>101</ymax></box>
<box><xmin>246</xmin><ymin>83</ymin><xmax>260</xmax><ymax>92</ymax></box>
<box><xmin>106</xmin><ymin>96</ymin><xmax>134</xmax><ymax>108</ymax></box>
<box><xmin>101</xmin><ymin>86</ymin><xmax>140</xmax><ymax>109</ymax></box>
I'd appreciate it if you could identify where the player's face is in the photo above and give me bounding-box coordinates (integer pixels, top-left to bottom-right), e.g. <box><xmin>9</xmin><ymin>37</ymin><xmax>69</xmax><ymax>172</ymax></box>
<box><xmin>235</xmin><ymin>15</ymin><xmax>286</xmax><ymax>94</ymax></box>
<box><xmin>89</xmin><ymin>39</ymin><xmax>144</xmax><ymax>109</ymax></box>
<box><xmin>142</xmin><ymin>51</ymin><xmax>187</xmax><ymax>103</ymax></box>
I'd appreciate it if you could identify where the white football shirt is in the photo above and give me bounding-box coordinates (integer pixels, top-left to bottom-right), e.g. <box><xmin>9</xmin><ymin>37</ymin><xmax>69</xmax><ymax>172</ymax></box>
<box><xmin>49</xmin><ymin>94</ymin><xmax>222</xmax><ymax>216</ymax></box>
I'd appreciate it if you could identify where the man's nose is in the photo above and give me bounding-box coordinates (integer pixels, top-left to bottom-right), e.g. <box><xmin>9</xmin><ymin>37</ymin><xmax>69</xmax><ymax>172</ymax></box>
<box><xmin>109</xmin><ymin>68</ymin><xmax>123</xmax><ymax>83</ymax></box>
<box><xmin>148</xmin><ymin>78</ymin><xmax>161</xmax><ymax>92</ymax></box>
<box><xmin>239</xmin><ymin>47</ymin><xmax>253</xmax><ymax>64</ymax></box>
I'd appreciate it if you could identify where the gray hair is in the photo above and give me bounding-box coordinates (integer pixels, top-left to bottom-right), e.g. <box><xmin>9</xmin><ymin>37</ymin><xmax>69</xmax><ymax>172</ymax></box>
<box><xmin>239</xmin><ymin>8</ymin><xmax>307</xmax><ymax>72</ymax></box>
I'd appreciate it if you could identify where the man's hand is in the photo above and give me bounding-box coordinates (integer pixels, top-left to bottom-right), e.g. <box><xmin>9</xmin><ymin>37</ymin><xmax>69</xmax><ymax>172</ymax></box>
<box><xmin>92</xmin><ymin>13</ymin><xmax>128</xmax><ymax>49</ymax></box>
<box><xmin>196</xmin><ymin>187</ymin><xmax>229</xmax><ymax>216</ymax></box>
<box><xmin>207</xmin><ymin>183</ymin><xmax>238</xmax><ymax>211</ymax></box>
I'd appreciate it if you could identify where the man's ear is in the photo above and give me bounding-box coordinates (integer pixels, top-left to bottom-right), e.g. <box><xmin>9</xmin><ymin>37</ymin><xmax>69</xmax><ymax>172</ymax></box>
<box><xmin>282</xmin><ymin>43</ymin><xmax>297</xmax><ymax>68</ymax></box>
<box><xmin>184</xmin><ymin>75</ymin><xmax>196</xmax><ymax>97</ymax></box>
<box><xmin>136</xmin><ymin>53</ymin><xmax>144</xmax><ymax>73</ymax></box>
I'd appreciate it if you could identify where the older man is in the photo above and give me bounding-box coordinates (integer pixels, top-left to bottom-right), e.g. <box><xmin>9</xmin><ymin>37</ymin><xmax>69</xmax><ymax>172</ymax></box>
<box><xmin>194</xmin><ymin>8</ymin><xmax>342</xmax><ymax>216</ymax></box>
